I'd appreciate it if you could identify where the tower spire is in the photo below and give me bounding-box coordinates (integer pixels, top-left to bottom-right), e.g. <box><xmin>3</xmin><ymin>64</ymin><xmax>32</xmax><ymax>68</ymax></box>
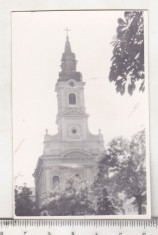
<box><xmin>58</xmin><ymin>30</ymin><xmax>82</xmax><ymax>82</ymax></box>
<box><xmin>64</xmin><ymin>27</ymin><xmax>71</xmax><ymax>52</ymax></box>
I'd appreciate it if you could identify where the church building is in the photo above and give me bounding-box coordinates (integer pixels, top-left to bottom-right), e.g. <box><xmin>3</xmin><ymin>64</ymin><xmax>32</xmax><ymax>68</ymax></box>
<box><xmin>34</xmin><ymin>33</ymin><xmax>104</xmax><ymax>208</ymax></box>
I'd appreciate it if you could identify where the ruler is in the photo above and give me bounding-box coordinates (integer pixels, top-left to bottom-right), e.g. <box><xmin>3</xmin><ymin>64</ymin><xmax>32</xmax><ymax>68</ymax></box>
<box><xmin>0</xmin><ymin>220</ymin><xmax>158</xmax><ymax>235</ymax></box>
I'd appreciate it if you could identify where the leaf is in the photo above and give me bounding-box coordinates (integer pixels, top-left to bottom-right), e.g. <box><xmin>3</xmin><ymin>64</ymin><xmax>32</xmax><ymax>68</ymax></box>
<box><xmin>109</xmin><ymin>11</ymin><xmax>144</xmax><ymax>95</ymax></box>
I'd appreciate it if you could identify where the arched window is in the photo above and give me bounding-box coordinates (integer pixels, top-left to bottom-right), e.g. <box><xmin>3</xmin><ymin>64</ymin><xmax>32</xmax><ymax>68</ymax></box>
<box><xmin>52</xmin><ymin>176</ymin><xmax>60</xmax><ymax>189</ymax></box>
<box><xmin>69</xmin><ymin>93</ymin><xmax>76</xmax><ymax>104</ymax></box>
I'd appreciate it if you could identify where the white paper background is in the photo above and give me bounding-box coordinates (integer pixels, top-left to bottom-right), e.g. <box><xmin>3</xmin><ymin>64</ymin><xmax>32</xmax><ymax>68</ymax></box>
<box><xmin>0</xmin><ymin>0</ymin><xmax>157</xmax><ymax>218</ymax></box>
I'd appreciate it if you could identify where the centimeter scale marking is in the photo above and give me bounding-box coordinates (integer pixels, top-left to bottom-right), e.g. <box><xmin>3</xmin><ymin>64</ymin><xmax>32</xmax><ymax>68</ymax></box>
<box><xmin>0</xmin><ymin>220</ymin><xmax>158</xmax><ymax>227</ymax></box>
<box><xmin>0</xmin><ymin>220</ymin><xmax>158</xmax><ymax>235</ymax></box>
<box><xmin>0</xmin><ymin>219</ymin><xmax>158</xmax><ymax>235</ymax></box>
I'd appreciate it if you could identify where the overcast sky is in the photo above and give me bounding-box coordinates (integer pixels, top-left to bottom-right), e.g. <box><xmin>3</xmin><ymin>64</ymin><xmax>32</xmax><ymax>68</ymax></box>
<box><xmin>12</xmin><ymin>11</ymin><xmax>148</xmax><ymax>187</ymax></box>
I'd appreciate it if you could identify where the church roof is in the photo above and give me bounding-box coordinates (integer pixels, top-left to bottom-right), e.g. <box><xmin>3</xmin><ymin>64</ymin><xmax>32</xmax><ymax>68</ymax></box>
<box><xmin>58</xmin><ymin>35</ymin><xmax>82</xmax><ymax>82</ymax></box>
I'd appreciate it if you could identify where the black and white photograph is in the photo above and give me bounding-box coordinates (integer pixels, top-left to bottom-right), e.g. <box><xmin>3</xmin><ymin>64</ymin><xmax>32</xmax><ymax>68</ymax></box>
<box><xmin>12</xmin><ymin>10</ymin><xmax>150</xmax><ymax>218</ymax></box>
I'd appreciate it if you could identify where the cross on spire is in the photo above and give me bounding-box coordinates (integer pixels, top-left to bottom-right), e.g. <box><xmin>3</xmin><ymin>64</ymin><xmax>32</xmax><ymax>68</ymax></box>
<box><xmin>64</xmin><ymin>27</ymin><xmax>71</xmax><ymax>38</ymax></box>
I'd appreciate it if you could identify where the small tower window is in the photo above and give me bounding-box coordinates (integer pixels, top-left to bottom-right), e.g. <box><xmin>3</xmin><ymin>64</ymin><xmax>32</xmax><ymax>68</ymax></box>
<box><xmin>69</xmin><ymin>93</ymin><xmax>76</xmax><ymax>104</ymax></box>
<box><xmin>52</xmin><ymin>176</ymin><xmax>60</xmax><ymax>189</ymax></box>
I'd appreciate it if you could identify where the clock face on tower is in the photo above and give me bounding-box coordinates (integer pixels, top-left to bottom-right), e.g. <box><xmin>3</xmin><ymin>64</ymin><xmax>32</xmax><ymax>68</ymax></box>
<box><xmin>71</xmin><ymin>127</ymin><xmax>78</xmax><ymax>134</ymax></box>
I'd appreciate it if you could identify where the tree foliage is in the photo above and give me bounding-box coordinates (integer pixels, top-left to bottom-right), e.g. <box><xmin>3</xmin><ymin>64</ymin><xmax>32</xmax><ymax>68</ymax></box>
<box><xmin>115</xmin><ymin>129</ymin><xmax>146</xmax><ymax>214</ymax></box>
<box><xmin>94</xmin><ymin>130</ymin><xmax>146</xmax><ymax>215</ymax></box>
<box><xmin>41</xmin><ymin>172</ymin><xmax>120</xmax><ymax>216</ymax></box>
<box><xmin>92</xmin><ymin>137</ymin><xmax>129</xmax><ymax>215</ymax></box>
<box><xmin>40</xmin><ymin>177</ymin><xmax>95</xmax><ymax>216</ymax></box>
<box><xmin>15</xmin><ymin>185</ymin><xmax>36</xmax><ymax>216</ymax></box>
<box><xmin>96</xmin><ymin>188</ymin><xmax>119</xmax><ymax>215</ymax></box>
<box><xmin>109</xmin><ymin>11</ymin><xmax>144</xmax><ymax>95</ymax></box>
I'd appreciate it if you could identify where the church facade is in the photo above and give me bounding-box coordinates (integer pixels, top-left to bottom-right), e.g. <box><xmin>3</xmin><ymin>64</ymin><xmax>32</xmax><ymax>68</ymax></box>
<box><xmin>34</xmin><ymin>35</ymin><xmax>104</xmax><ymax>208</ymax></box>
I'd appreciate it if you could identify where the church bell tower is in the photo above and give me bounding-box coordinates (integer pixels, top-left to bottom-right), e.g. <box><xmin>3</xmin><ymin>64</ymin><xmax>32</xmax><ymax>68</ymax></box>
<box><xmin>34</xmin><ymin>32</ymin><xmax>104</xmax><ymax>208</ymax></box>
<box><xmin>56</xmin><ymin>34</ymin><xmax>89</xmax><ymax>142</ymax></box>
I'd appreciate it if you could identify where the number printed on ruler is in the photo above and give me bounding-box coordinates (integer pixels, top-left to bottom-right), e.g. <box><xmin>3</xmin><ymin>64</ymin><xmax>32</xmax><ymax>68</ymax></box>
<box><xmin>0</xmin><ymin>231</ymin><xmax>150</xmax><ymax>235</ymax></box>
